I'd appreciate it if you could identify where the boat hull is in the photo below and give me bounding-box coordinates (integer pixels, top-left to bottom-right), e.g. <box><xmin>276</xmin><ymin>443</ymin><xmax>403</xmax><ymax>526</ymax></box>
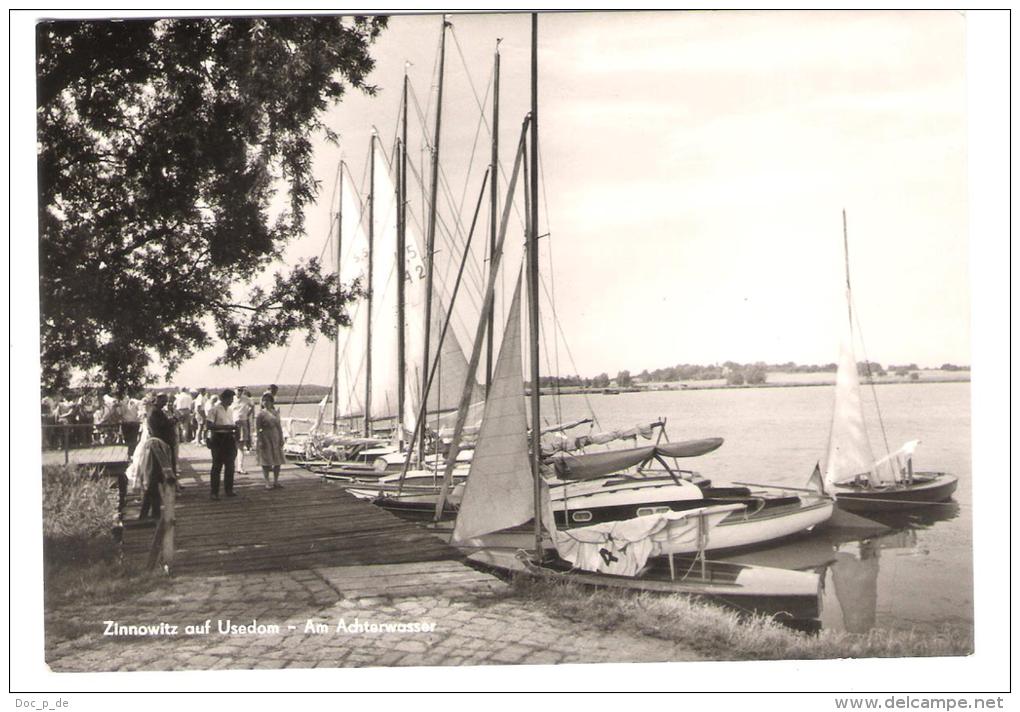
<box><xmin>832</xmin><ymin>472</ymin><xmax>957</xmax><ymax>513</ymax></box>
<box><xmin>425</xmin><ymin>494</ymin><xmax>834</xmax><ymax>555</ymax></box>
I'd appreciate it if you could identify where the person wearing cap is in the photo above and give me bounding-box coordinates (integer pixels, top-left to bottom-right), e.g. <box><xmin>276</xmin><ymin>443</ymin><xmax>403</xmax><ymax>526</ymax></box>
<box><xmin>206</xmin><ymin>388</ymin><xmax>238</xmax><ymax>499</ymax></box>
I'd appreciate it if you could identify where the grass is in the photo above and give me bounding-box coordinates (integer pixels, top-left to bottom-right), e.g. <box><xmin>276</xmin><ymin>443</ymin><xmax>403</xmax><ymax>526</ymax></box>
<box><xmin>506</xmin><ymin>573</ymin><xmax>973</xmax><ymax>661</ymax></box>
<box><xmin>42</xmin><ymin>464</ymin><xmax>164</xmax><ymax>645</ymax></box>
<box><xmin>43</xmin><ymin>537</ymin><xmax>165</xmax><ymax>644</ymax></box>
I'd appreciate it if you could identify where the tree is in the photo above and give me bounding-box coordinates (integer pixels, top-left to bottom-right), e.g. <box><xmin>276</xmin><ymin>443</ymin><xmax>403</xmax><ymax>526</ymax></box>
<box><xmin>616</xmin><ymin>370</ymin><xmax>632</xmax><ymax>388</ymax></box>
<box><xmin>857</xmin><ymin>361</ymin><xmax>886</xmax><ymax>377</ymax></box>
<box><xmin>37</xmin><ymin>15</ymin><xmax>388</xmax><ymax>391</ymax></box>
<box><xmin>592</xmin><ymin>373</ymin><xmax>610</xmax><ymax>389</ymax></box>
<box><xmin>726</xmin><ymin>370</ymin><xmax>745</xmax><ymax>386</ymax></box>
<box><xmin>745</xmin><ymin>362</ymin><xmax>768</xmax><ymax>385</ymax></box>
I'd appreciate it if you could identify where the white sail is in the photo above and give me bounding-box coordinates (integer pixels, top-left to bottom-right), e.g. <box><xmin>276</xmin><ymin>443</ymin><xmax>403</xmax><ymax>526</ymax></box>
<box><xmin>402</xmin><ymin>215</ymin><xmax>483</xmax><ymax>435</ymax></box>
<box><xmin>823</xmin><ymin>338</ymin><xmax>878</xmax><ymax>488</ymax></box>
<box><xmin>367</xmin><ymin>151</ymin><xmax>482</xmax><ymax>435</ymax></box>
<box><xmin>335</xmin><ymin>170</ymin><xmax>371</xmax><ymax>420</ymax></box>
<box><xmin>369</xmin><ymin>148</ymin><xmax>402</xmax><ymax>421</ymax></box>
<box><xmin>452</xmin><ymin>272</ymin><xmax>532</xmax><ymax>542</ymax></box>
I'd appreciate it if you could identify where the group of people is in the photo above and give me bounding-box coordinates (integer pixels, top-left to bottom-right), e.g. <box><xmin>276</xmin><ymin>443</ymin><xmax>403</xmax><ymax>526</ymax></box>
<box><xmin>201</xmin><ymin>385</ymin><xmax>285</xmax><ymax>499</ymax></box>
<box><xmin>122</xmin><ymin>384</ymin><xmax>288</xmax><ymax>518</ymax></box>
<box><xmin>40</xmin><ymin>389</ymin><xmax>144</xmax><ymax>451</ymax></box>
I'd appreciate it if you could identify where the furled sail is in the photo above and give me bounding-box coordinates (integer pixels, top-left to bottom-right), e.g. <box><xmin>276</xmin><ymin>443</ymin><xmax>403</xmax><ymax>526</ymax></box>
<box><xmin>452</xmin><ymin>273</ymin><xmax>532</xmax><ymax>542</ymax></box>
<box><xmin>823</xmin><ymin>339</ymin><xmax>879</xmax><ymax>487</ymax></box>
<box><xmin>549</xmin><ymin>504</ymin><xmax>742</xmax><ymax>576</ymax></box>
<box><xmin>549</xmin><ymin>438</ymin><xmax>725</xmax><ymax>480</ymax></box>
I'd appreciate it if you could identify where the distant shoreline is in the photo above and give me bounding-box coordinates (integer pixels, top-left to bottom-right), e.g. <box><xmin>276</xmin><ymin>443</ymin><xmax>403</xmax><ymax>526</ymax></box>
<box><xmin>524</xmin><ymin>376</ymin><xmax>970</xmax><ymax>397</ymax></box>
<box><xmin>272</xmin><ymin>374</ymin><xmax>971</xmax><ymax>405</ymax></box>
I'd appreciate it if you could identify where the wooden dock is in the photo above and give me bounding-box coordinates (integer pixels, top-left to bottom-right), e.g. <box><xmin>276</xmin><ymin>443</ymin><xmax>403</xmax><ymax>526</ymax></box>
<box><xmin>119</xmin><ymin>447</ymin><xmax>462</xmax><ymax>576</ymax></box>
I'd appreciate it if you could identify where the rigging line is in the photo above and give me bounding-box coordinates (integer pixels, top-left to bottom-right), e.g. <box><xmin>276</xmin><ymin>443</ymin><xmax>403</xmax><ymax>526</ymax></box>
<box><xmin>404</xmin><ymin>154</ymin><xmax>488</xmax><ymax>307</ymax></box>
<box><xmin>536</xmin><ymin>142</ymin><xmax>563</xmax><ymax>421</ymax></box>
<box><xmin>537</xmin><ymin>272</ymin><xmax>601</xmax><ymax>429</ymax></box>
<box><xmin>450</xmin><ymin>26</ymin><xmax>495</xmax><ymax>135</ymax></box>
<box><xmin>406</xmin><ymin>81</ymin><xmax>432</xmax><ymax>154</ymax></box>
<box><xmin>273</xmin><ymin>341</ymin><xmax>293</xmax><ymax>386</ymax></box>
<box><xmin>455</xmin><ymin>84</ymin><xmax>492</xmax><ymax>227</ymax></box>
<box><xmin>435</xmin><ymin>165</ymin><xmax>488</xmax><ymax>294</ymax></box>
<box><xmin>408</xmin><ymin>72</ymin><xmax>525</xmax><ymax>232</ymax></box>
<box><xmin>403</xmin><ymin>166</ymin><xmax>486</xmax><ymax>324</ymax></box>
<box><xmin>433</xmin><ymin>205</ymin><xmax>486</xmax><ymax>308</ymax></box>
<box><xmin>285</xmin><ymin>334</ymin><xmax>320</xmax><ymax>419</ymax></box>
<box><xmin>324</xmin><ymin>160</ymin><xmax>343</xmax><ymax>270</ymax></box>
<box><xmin>423</xmin><ymin>26</ymin><xmax>444</xmax><ymax>135</ymax></box>
<box><xmin>446</xmin><ymin>38</ymin><xmax>494</xmax><ymax>217</ymax></box>
<box><xmin>537</xmin><ymin>282</ymin><xmax>562</xmax><ymax>425</ymax></box>
<box><xmin>851</xmin><ymin>293</ymin><xmax>892</xmax><ymax>458</ymax></box>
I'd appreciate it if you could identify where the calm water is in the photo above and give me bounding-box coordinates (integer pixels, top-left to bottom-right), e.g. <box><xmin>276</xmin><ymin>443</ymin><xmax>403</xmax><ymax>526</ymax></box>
<box><xmin>286</xmin><ymin>382</ymin><xmax>973</xmax><ymax>633</ymax></box>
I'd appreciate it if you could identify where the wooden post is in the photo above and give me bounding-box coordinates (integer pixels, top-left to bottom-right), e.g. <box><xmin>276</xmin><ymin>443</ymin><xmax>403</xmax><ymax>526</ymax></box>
<box><xmin>63</xmin><ymin>426</ymin><xmax>70</xmax><ymax>464</ymax></box>
<box><xmin>161</xmin><ymin>481</ymin><xmax>176</xmax><ymax>572</ymax></box>
<box><xmin>146</xmin><ymin>480</ymin><xmax>176</xmax><ymax>573</ymax></box>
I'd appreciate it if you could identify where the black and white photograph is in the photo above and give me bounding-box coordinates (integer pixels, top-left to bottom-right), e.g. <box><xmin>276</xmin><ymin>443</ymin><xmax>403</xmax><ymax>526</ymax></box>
<box><xmin>10</xmin><ymin>7</ymin><xmax>1011</xmax><ymax>701</ymax></box>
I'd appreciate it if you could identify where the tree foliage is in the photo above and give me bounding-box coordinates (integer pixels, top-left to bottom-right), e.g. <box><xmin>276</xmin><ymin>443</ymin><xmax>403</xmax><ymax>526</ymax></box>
<box><xmin>37</xmin><ymin>15</ymin><xmax>387</xmax><ymax>390</ymax></box>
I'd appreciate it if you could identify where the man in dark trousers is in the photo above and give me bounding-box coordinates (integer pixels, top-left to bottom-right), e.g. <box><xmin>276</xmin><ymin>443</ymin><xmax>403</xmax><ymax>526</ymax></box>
<box><xmin>206</xmin><ymin>388</ymin><xmax>238</xmax><ymax>499</ymax></box>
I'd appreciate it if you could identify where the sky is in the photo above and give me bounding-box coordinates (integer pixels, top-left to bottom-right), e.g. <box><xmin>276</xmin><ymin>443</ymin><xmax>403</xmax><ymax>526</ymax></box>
<box><xmin>35</xmin><ymin>10</ymin><xmax>974</xmax><ymax>388</ymax></box>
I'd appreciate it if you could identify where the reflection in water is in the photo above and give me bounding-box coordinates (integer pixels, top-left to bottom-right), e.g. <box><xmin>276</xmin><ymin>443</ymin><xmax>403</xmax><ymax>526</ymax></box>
<box><xmin>831</xmin><ymin>542</ymin><xmax>879</xmax><ymax>632</ymax></box>
<box><xmin>823</xmin><ymin>502</ymin><xmax>957</xmax><ymax>632</ymax></box>
<box><xmin>862</xmin><ymin>501</ymin><xmax>960</xmax><ymax>530</ymax></box>
<box><xmin>721</xmin><ymin>500</ymin><xmax>960</xmax><ymax>632</ymax></box>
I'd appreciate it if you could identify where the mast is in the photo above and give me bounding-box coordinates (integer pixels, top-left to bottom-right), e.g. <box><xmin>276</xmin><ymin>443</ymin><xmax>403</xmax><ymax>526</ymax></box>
<box><xmin>332</xmin><ymin>162</ymin><xmax>344</xmax><ymax>433</ymax></box>
<box><xmin>528</xmin><ymin>13</ymin><xmax>543</xmax><ymax>556</ymax></box>
<box><xmin>842</xmin><ymin>208</ymin><xmax>852</xmax><ymax>330</ymax></box>
<box><xmin>420</xmin><ymin>16</ymin><xmax>449</xmax><ymax>462</ymax></box>
<box><xmin>486</xmin><ymin>39</ymin><xmax>501</xmax><ymax>395</ymax></box>
<box><xmin>397</xmin><ymin>72</ymin><xmax>409</xmax><ymax>446</ymax></box>
<box><xmin>433</xmin><ymin>117</ymin><xmax>530</xmax><ymax>519</ymax></box>
<box><xmin>365</xmin><ymin>134</ymin><xmax>376</xmax><ymax>437</ymax></box>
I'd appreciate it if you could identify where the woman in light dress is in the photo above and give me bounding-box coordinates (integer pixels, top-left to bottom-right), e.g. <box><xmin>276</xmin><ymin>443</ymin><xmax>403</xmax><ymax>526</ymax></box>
<box><xmin>256</xmin><ymin>392</ymin><xmax>286</xmax><ymax>489</ymax></box>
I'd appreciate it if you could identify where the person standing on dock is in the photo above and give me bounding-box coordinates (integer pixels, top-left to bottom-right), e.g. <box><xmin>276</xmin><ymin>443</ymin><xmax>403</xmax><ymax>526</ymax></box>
<box><xmin>192</xmin><ymin>388</ymin><xmax>208</xmax><ymax>444</ymax></box>
<box><xmin>233</xmin><ymin>387</ymin><xmax>254</xmax><ymax>475</ymax></box>
<box><xmin>118</xmin><ymin>388</ymin><xmax>142</xmax><ymax>459</ymax></box>
<box><xmin>256</xmin><ymin>392</ymin><xmax>286</xmax><ymax>489</ymax></box>
<box><xmin>138</xmin><ymin>394</ymin><xmax>177</xmax><ymax>520</ymax></box>
<box><xmin>173</xmin><ymin>387</ymin><xmax>194</xmax><ymax>442</ymax></box>
<box><xmin>207</xmin><ymin>388</ymin><xmax>238</xmax><ymax>499</ymax></box>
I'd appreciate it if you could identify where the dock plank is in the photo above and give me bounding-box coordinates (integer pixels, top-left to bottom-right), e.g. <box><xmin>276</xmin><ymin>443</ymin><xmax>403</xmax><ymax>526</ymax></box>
<box><xmin>122</xmin><ymin>475</ymin><xmax>461</xmax><ymax>575</ymax></box>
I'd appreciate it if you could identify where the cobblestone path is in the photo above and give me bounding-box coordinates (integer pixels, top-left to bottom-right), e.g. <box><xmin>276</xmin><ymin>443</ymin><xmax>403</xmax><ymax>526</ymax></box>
<box><xmin>46</xmin><ymin>562</ymin><xmax>700</xmax><ymax>670</ymax></box>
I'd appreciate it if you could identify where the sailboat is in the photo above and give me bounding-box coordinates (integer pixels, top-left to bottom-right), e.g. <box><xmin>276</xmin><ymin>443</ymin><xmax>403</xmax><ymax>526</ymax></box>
<box><xmin>818</xmin><ymin>211</ymin><xmax>958</xmax><ymax>513</ymax></box>
<box><xmin>340</xmin><ymin>16</ymin><xmax>833</xmax><ymax>554</ymax></box>
<box><xmin>430</xmin><ymin>14</ymin><xmax>831</xmax><ymax>562</ymax></box>
<box><xmin>292</xmin><ymin>34</ymin><xmax>487</xmax><ymax>480</ymax></box>
<box><xmin>438</xmin><ymin>17</ymin><xmax>822</xmax><ymax>623</ymax></box>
